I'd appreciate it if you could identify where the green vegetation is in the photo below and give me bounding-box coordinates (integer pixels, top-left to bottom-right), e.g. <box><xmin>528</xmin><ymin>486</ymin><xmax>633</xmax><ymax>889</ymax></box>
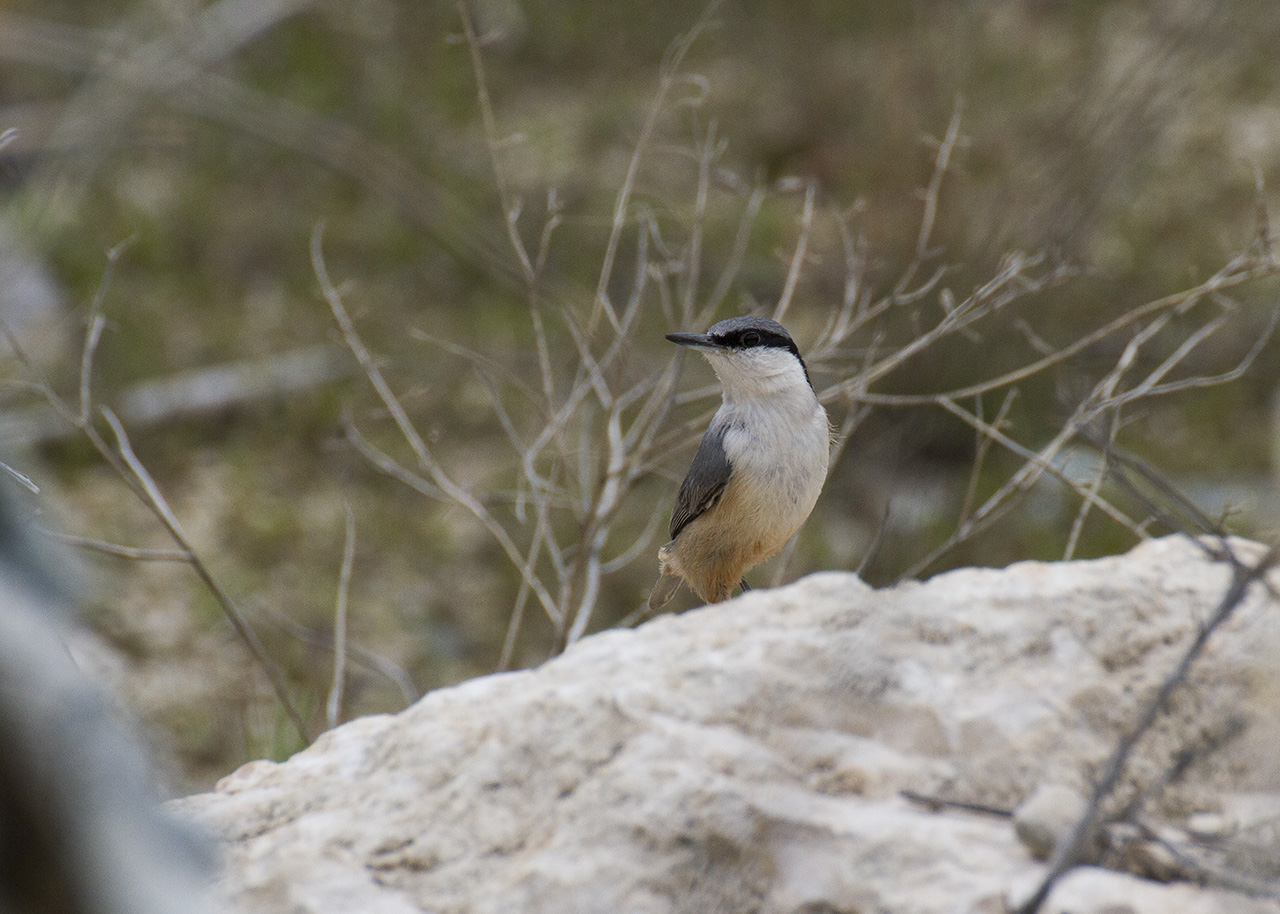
<box><xmin>2</xmin><ymin>1</ymin><xmax>1279</xmax><ymax>790</ymax></box>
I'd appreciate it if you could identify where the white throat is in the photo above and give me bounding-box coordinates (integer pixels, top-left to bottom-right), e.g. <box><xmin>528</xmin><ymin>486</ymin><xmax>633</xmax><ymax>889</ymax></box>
<box><xmin>705</xmin><ymin>347</ymin><xmax>816</xmax><ymax>408</ymax></box>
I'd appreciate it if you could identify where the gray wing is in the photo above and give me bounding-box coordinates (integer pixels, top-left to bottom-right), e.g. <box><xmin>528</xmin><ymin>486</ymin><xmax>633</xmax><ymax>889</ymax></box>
<box><xmin>669</xmin><ymin>423</ymin><xmax>732</xmax><ymax>540</ymax></box>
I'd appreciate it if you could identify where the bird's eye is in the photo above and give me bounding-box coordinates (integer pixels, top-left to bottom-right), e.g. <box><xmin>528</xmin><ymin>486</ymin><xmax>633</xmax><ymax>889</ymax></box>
<box><xmin>742</xmin><ymin>330</ymin><xmax>762</xmax><ymax>347</ymax></box>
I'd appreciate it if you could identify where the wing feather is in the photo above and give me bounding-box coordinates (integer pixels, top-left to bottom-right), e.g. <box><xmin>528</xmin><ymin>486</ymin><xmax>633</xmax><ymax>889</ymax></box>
<box><xmin>669</xmin><ymin>424</ymin><xmax>733</xmax><ymax>540</ymax></box>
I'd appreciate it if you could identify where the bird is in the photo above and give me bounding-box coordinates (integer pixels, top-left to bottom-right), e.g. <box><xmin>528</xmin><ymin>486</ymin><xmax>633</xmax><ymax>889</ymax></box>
<box><xmin>648</xmin><ymin>315</ymin><xmax>830</xmax><ymax>609</ymax></box>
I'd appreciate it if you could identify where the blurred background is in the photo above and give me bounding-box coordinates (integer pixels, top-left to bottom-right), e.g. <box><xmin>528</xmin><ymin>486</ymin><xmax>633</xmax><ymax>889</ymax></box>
<box><xmin>1</xmin><ymin>0</ymin><xmax>1279</xmax><ymax>791</ymax></box>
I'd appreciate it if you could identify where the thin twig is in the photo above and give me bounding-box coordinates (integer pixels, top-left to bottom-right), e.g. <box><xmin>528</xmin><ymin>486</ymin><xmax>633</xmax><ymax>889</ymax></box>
<box><xmin>1124</xmin><ymin>820</ymin><xmax>1280</xmax><ymax>901</ymax></box>
<box><xmin>312</xmin><ymin>223</ymin><xmax>433</xmax><ymax>468</ymax></box>
<box><xmin>457</xmin><ymin>1</ymin><xmax>534</xmax><ymax>285</ymax></box>
<box><xmin>1</xmin><ymin>462</ymin><xmax>39</xmax><ymax>494</ymax></box>
<box><xmin>1014</xmin><ymin>544</ymin><xmax>1277</xmax><ymax>914</ymax></box>
<box><xmin>959</xmin><ymin>389</ymin><xmax>1016</xmax><ymax>527</ymax></box>
<box><xmin>841</xmin><ymin>253</ymin><xmax>1277</xmax><ymax>408</ymax></box>
<box><xmin>893</xmin><ymin>98</ymin><xmax>964</xmax><ymax>302</ymax></box>
<box><xmin>900</xmin><ymin>789</ymin><xmax>1013</xmax><ymax>818</ymax></box>
<box><xmin>326</xmin><ymin>502</ymin><xmax>356</xmax><ymax>730</ymax></box>
<box><xmin>899</xmin><ymin>392</ymin><xmax>1146</xmax><ymax>580</ymax></box>
<box><xmin>251</xmin><ymin>599</ymin><xmax>417</xmax><ymax>706</ymax></box>
<box><xmin>316</xmin><ymin>232</ymin><xmax>565</xmax><ymax>622</ymax></box>
<box><xmin>856</xmin><ymin>500</ymin><xmax>893</xmax><ymax>578</ymax></box>
<box><xmin>78</xmin><ymin>237</ymin><xmax>132</xmax><ymax>427</ymax></box>
<box><xmin>7</xmin><ymin>266</ymin><xmax>316</xmax><ymax>742</ymax></box>
<box><xmin>1099</xmin><ymin>438</ymin><xmax>1223</xmax><ymax>542</ymax></box>
<box><xmin>704</xmin><ymin>181</ymin><xmax>766</xmax><ymax>320</ymax></box>
<box><xmin>1063</xmin><ymin>409</ymin><xmax>1121</xmax><ymax>561</ymax></box>
<box><xmin>38</xmin><ymin>529</ymin><xmax>190</xmax><ymax>562</ymax></box>
<box><xmin>774</xmin><ymin>180</ymin><xmax>816</xmax><ymax>324</ymax></box>
<box><xmin>680</xmin><ymin>121</ymin><xmax>717</xmax><ymax>324</ymax></box>
<box><xmin>592</xmin><ymin>0</ymin><xmax>723</xmax><ymax>335</ymax></box>
<box><xmin>100</xmin><ymin>407</ymin><xmax>311</xmax><ymax>744</ymax></box>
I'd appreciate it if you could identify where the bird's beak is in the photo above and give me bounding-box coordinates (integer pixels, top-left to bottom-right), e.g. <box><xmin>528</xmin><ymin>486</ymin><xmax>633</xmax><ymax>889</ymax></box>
<box><xmin>666</xmin><ymin>332</ymin><xmax>722</xmax><ymax>350</ymax></box>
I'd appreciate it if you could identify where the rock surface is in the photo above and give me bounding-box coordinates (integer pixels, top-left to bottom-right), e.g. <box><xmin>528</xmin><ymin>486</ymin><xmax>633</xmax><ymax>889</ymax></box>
<box><xmin>1013</xmin><ymin>782</ymin><xmax>1089</xmax><ymax>861</ymax></box>
<box><xmin>177</xmin><ymin>537</ymin><xmax>1280</xmax><ymax>913</ymax></box>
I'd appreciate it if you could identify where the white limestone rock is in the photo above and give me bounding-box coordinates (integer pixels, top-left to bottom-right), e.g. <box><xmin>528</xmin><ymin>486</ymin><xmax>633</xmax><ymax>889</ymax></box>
<box><xmin>1013</xmin><ymin>783</ymin><xmax>1088</xmax><ymax>861</ymax></box>
<box><xmin>176</xmin><ymin>536</ymin><xmax>1280</xmax><ymax>913</ymax></box>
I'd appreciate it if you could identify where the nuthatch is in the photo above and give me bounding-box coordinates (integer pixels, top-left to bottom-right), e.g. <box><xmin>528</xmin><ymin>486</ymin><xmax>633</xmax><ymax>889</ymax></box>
<box><xmin>649</xmin><ymin>315</ymin><xmax>830</xmax><ymax>609</ymax></box>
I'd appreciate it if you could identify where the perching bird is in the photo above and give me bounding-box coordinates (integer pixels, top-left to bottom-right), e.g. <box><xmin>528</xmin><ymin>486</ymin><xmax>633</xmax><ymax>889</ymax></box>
<box><xmin>648</xmin><ymin>315</ymin><xmax>830</xmax><ymax>609</ymax></box>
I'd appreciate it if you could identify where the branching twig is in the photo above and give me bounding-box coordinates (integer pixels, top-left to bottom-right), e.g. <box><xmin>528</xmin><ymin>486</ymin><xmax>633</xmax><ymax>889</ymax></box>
<box><xmin>100</xmin><ymin>407</ymin><xmax>312</xmax><ymax>744</ymax></box>
<box><xmin>315</xmin><ymin>226</ymin><xmax>564</xmax><ymax>624</ymax></box>
<box><xmin>38</xmin><ymin>529</ymin><xmax>190</xmax><ymax>563</ymax></box>
<box><xmin>78</xmin><ymin>237</ymin><xmax>131</xmax><ymax>426</ymax></box>
<box><xmin>4</xmin><ymin>255</ymin><xmax>315</xmax><ymax>745</ymax></box>
<box><xmin>844</xmin><ymin>252</ymin><xmax>1276</xmax><ymax>408</ymax></box>
<box><xmin>1014</xmin><ymin>544</ymin><xmax>1277</xmax><ymax>914</ymax></box>
<box><xmin>1128</xmin><ymin>820</ymin><xmax>1280</xmax><ymax>902</ymax></box>
<box><xmin>959</xmin><ymin>389</ymin><xmax>1016</xmax><ymax>528</ymax></box>
<box><xmin>774</xmin><ymin>180</ymin><xmax>816</xmax><ymax>324</ymax></box>
<box><xmin>893</xmin><ymin>99</ymin><xmax>963</xmax><ymax>303</ymax></box>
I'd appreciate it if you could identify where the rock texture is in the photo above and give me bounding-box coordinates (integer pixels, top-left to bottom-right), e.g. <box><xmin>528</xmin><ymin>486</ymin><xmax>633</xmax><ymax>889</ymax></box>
<box><xmin>178</xmin><ymin>537</ymin><xmax>1280</xmax><ymax>913</ymax></box>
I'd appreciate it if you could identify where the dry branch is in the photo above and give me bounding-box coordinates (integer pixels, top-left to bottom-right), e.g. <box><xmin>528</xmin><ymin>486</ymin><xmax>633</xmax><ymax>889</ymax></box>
<box><xmin>2</xmin><ymin>261</ymin><xmax>315</xmax><ymax>746</ymax></box>
<box><xmin>326</xmin><ymin>503</ymin><xmax>357</xmax><ymax>730</ymax></box>
<box><xmin>100</xmin><ymin>406</ymin><xmax>312</xmax><ymax>745</ymax></box>
<box><xmin>1013</xmin><ymin>543</ymin><xmax>1278</xmax><ymax>914</ymax></box>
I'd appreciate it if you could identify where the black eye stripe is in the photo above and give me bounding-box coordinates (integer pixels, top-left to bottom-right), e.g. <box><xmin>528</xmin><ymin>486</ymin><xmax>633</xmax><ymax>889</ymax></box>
<box><xmin>699</xmin><ymin>315</ymin><xmax>814</xmax><ymax>391</ymax></box>
<box><xmin>712</xmin><ymin>329</ymin><xmax>792</xmax><ymax>350</ymax></box>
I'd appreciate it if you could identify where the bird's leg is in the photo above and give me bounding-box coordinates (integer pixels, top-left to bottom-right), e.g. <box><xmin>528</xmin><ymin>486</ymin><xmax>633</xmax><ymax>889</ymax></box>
<box><xmin>738</xmin><ymin>579</ymin><xmax>751</xmax><ymax>593</ymax></box>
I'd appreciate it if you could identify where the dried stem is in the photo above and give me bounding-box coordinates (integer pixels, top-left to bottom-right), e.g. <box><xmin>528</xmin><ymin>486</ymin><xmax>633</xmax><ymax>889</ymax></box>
<box><xmin>774</xmin><ymin>180</ymin><xmax>816</xmax><ymax>324</ymax></box>
<box><xmin>1014</xmin><ymin>544</ymin><xmax>1277</xmax><ymax>914</ymax></box>
<box><xmin>78</xmin><ymin>237</ymin><xmax>131</xmax><ymax>426</ymax></box>
<box><xmin>101</xmin><ymin>407</ymin><xmax>311</xmax><ymax>744</ymax></box>
<box><xmin>38</xmin><ymin>529</ymin><xmax>190</xmax><ymax>563</ymax></box>
<box><xmin>326</xmin><ymin>502</ymin><xmax>356</xmax><ymax>729</ymax></box>
<box><xmin>4</xmin><ymin>254</ymin><xmax>314</xmax><ymax>745</ymax></box>
<box><xmin>314</xmin><ymin>224</ymin><xmax>563</xmax><ymax>623</ymax></box>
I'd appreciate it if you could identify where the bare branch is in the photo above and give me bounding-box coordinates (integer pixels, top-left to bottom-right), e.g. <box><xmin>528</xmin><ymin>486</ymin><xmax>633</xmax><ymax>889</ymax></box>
<box><xmin>341</xmin><ymin>415</ymin><xmax>564</xmax><ymax>627</ymax></box>
<box><xmin>592</xmin><ymin>1</ymin><xmax>723</xmax><ymax>334</ymax></box>
<box><xmin>78</xmin><ymin>237</ymin><xmax>132</xmax><ymax>426</ymax></box>
<box><xmin>39</xmin><ymin>529</ymin><xmax>190</xmax><ymax>563</ymax></box>
<box><xmin>703</xmin><ymin>182</ymin><xmax>766</xmax><ymax>322</ymax></box>
<box><xmin>891</xmin><ymin>97</ymin><xmax>963</xmax><ymax>302</ymax></box>
<box><xmin>1014</xmin><ymin>546</ymin><xmax>1278</xmax><ymax>914</ymax></box>
<box><xmin>774</xmin><ymin>180</ymin><xmax>816</xmax><ymax>324</ymax></box>
<box><xmin>313</xmin><ymin>222</ymin><xmax>435</xmax><ymax>469</ymax></box>
<box><xmin>457</xmin><ymin>1</ymin><xmax>534</xmax><ymax>285</ymax></box>
<box><xmin>100</xmin><ymin>406</ymin><xmax>312</xmax><ymax>745</ymax></box>
<box><xmin>1</xmin><ymin>461</ymin><xmax>39</xmax><ymax>495</ymax></box>
<box><xmin>959</xmin><ymin>389</ymin><xmax>1017</xmax><ymax>528</ymax></box>
<box><xmin>900</xmin><ymin>392</ymin><xmax>1148</xmax><ymax>580</ymax></box>
<box><xmin>900</xmin><ymin>788</ymin><xmax>1013</xmax><ymax>819</ymax></box>
<box><xmin>326</xmin><ymin>503</ymin><xmax>356</xmax><ymax>730</ymax></box>
<box><xmin>497</xmin><ymin>505</ymin><xmax>551</xmax><ymax>672</ymax></box>
<box><xmin>679</xmin><ymin>121</ymin><xmax>717</xmax><ymax>324</ymax></box>
<box><xmin>843</xmin><ymin>252</ymin><xmax>1276</xmax><ymax>407</ymax></box>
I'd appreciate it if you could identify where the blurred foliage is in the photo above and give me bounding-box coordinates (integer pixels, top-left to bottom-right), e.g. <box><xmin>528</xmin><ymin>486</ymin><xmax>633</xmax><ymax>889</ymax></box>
<box><xmin>2</xmin><ymin>0</ymin><xmax>1280</xmax><ymax>789</ymax></box>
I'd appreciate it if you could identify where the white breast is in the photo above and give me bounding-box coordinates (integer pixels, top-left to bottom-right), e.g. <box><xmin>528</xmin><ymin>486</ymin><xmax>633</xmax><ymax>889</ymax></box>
<box><xmin>717</xmin><ymin>390</ymin><xmax>830</xmax><ymax>535</ymax></box>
